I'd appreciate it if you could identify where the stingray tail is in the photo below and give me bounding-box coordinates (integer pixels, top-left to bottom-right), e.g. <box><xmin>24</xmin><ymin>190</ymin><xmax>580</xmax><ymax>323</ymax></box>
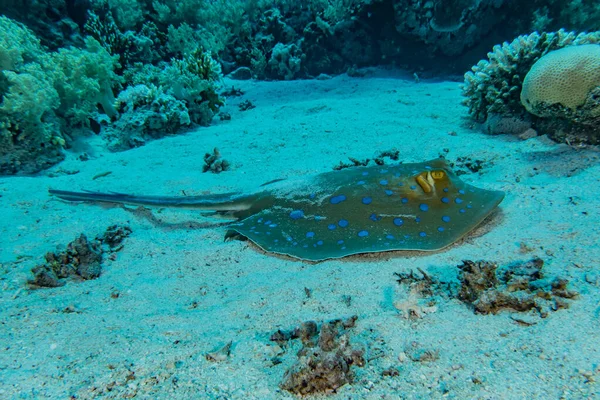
<box><xmin>48</xmin><ymin>189</ymin><xmax>252</xmax><ymax>211</ymax></box>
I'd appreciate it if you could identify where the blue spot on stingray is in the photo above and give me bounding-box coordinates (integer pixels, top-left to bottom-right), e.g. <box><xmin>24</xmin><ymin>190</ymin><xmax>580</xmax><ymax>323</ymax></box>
<box><xmin>385</xmin><ymin>189</ymin><xmax>393</xmax><ymax>196</ymax></box>
<box><xmin>337</xmin><ymin>240</ymin><xmax>344</xmax><ymax>244</ymax></box>
<box><xmin>289</xmin><ymin>210</ymin><xmax>304</xmax><ymax>220</ymax></box>
<box><xmin>410</xmin><ymin>185</ymin><xmax>417</xmax><ymax>190</ymax></box>
<box><xmin>357</xmin><ymin>180</ymin><xmax>365</xmax><ymax>185</ymax></box>
<box><xmin>274</xmin><ymin>239</ymin><xmax>279</xmax><ymax>243</ymax></box>
<box><xmin>455</xmin><ymin>198</ymin><xmax>464</xmax><ymax>204</ymax></box>
<box><xmin>370</xmin><ymin>213</ymin><xmax>381</xmax><ymax>222</ymax></box>
<box><xmin>362</xmin><ymin>196</ymin><xmax>372</xmax><ymax>205</ymax></box>
<box><xmin>257</xmin><ymin>218</ymin><xmax>263</xmax><ymax>223</ymax></box>
<box><xmin>303</xmin><ymin>244</ymin><xmax>308</xmax><ymax>248</ymax></box>
<box><xmin>293</xmin><ymin>242</ymin><xmax>297</xmax><ymax>246</ymax></box>
<box><xmin>419</xmin><ymin>203</ymin><xmax>429</xmax><ymax>212</ymax></box>
<box><xmin>264</xmin><ymin>220</ymin><xmax>272</xmax><ymax>225</ymax></box>
<box><xmin>328</xmin><ymin>224</ymin><xmax>336</xmax><ymax>230</ymax></box>
<box><xmin>397</xmin><ymin>182</ymin><xmax>404</xmax><ymax>186</ymax></box>
<box><xmin>443</xmin><ymin>188</ymin><xmax>449</xmax><ymax>193</ymax></box>
<box><xmin>306</xmin><ymin>231</ymin><xmax>315</xmax><ymax>238</ymax></box>
<box><xmin>442</xmin><ymin>216</ymin><xmax>451</xmax><ymax>223</ymax></box>
<box><xmin>269</xmin><ymin>223</ymin><xmax>278</xmax><ymax>228</ymax></box>
<box><xmin>393</xmin><ymin>218</ymin><xmax>404</xmax><ymax>226</ymax></box>
<box><xmin>425</xmin><ymin>166</ymin><xmax>432</xmax><ymax>170</ymax></box>
<box><xmin>341</xmin><ymin>246</ymin><xmax>347</xmax><ymax>250</ymax></box>
<box><xmin>330</xmin><ymin>195</ymin><xmax>346</xmax><ymax>204</ymax></box>
<box><xmin>362</xmin><ymin>171</ymin><xmax>369</xmax><ymax>176</ymax></box>
<box><xmin>441</xmin><ymin>197</ymin><xmax>450</xmax><ymax>204</ymax></box>
<box><xmin>386</xmin><ymin>234</ymin><xmax>395</xmax><ymax>240</ymax></box>
<box><xmin>317</xmin><ymin>240</ymin><xmax>323</xmax><ymax>246</ymax></box>
<box><xmin>309</xmin><ymin>193</ymin><xmax>316</xmax><ymax>199</ymax></box>
<box><xmin>459</xmin><ymin>189</ymin><xmax>465</xmax><ymax>195</ymax></box>
<box><xmin>266</xmin><ymin>231</ymin><xmax>271</xmax><ymax>235</ymax></box>
<box><xmin>358</xmin><ymin>230</ymin><xmax>369</xmax><ymax>237</ymax></box>
<box><xmin>380</xmin><ymin>169</ymin><xmax>388</xmax><ymax>173</ymax></box>
<box><xmin>419</xmin><ymin>232</ymin><xmax>427</xmax><ymax>237</ymax></box>
<box><xmin>338</xmin><ymin>219</ymin><xmax>349</xmax><ymax>228</ymax></box>
<box><xmin>401</xmin><ymin>197</ymin><xmax>408</xmax><ymax>204</ymax></box>
<box><xmin>415</xmin><ymin>217</ymin><xmax>421</xmax><ymax>223</ymax></box>
<box><xmin>250</xmin><ymin>226</ymin><xmax>256</xmax><ymax>230</ymax></box>
<box><xmin>438</xmin><ymin>226</ymin><xmax>445</xmax><ymax>232</ymax></box>
<box><xmin>459</xmin><ymin>209</ymin><xmax>466</xmax><ymax>213</ymax></box>
<box><xmin>467</xmin><ymin>204</ymin><xmax>473</xmax><ymax>209</ymax></box>
<box><xmin>380</xmin><ymin>179</ymin><xmax>388</xmax><ymax>185</ymax></box>
<box><xmin>394</xmin><ymin>173</ymin><xmax>401</xmax><ymax>177</ymax></box>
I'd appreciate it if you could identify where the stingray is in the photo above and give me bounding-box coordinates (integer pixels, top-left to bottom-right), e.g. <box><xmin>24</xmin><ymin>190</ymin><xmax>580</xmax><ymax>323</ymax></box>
<box><xmin>49</xmin><ymin>158</ymin><xmax>504</xmax><ymax>261</ymax></box>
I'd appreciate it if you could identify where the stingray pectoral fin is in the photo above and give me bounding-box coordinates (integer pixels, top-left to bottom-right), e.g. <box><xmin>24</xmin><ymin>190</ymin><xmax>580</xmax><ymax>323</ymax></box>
<box><xmin>227</xmin><ymin>185</ymin><xmax>505</xmax><ymax>261</ymax></box>
<box><xmin>227</xmin><ymin>210</ymin><xmax>341</xmax><ymax>261</ymax></box>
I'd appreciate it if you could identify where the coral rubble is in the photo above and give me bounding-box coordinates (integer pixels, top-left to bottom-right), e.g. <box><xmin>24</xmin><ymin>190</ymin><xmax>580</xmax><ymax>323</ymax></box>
<box><xmin>29</xmin><ymin>225</ymin><xmax>132</xmax><ymax>288</ymax></box>
<box><xmin>457</xmin><ymin>258</ymin><xmax>579</xmax><ymax>316</ymax></box>
<box><xmin>272</xmin><ymin>316</ymin><xmax>365</xmax><ymax>396</ymax></box>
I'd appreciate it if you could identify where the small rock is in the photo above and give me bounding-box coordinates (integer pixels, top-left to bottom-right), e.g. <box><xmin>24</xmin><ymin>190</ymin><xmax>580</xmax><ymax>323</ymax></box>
<box><xmin>228</xmin><ymin>67</ymin><xmax>253</xmax><ymax>80</ymax></box>
<box><xmin>316</xmin><ymin>73</ymin><xmax>332</xmax><ymax>80</ymax></box>
<box><xmin>205</xmin><ymin>341</ymin><xmax>232</xmax><ymax>362</ymax></box>
<box><xmin>519</xmin><ymin>128</ymin><xmax>538</xmax><ymax>140</ymax></box>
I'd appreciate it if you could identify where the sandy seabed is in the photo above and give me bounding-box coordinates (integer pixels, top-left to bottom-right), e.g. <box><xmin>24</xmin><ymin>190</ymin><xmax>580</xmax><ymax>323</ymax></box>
<box><xmin>1</xmin><ymin>69</ymin><xmax>599</xmax><ymax>399</ymax></box>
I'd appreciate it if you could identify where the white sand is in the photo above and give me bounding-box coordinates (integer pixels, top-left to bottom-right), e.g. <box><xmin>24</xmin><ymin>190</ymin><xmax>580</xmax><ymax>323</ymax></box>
<box><xmin>1</xmin><ymin>69</ymin><xmax>599</xmax><ymax>399</ymax></box>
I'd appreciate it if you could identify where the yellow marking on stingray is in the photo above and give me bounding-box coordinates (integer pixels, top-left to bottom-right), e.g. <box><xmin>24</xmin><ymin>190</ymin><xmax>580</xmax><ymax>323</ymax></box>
<box><xmin>416</xmin><ymin>173</ymin><xmax>432</xmax><ymax>193</ymax></box>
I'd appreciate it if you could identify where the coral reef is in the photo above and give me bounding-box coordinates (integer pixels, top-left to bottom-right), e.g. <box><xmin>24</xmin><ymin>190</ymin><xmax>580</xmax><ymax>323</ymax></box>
<box><xmin>461</xmin><ymin>30</ymin><xmax>600</xmax><ymax>144</ymax></box>
<box><xmin>457</xmin><ymin>258</ymin><xmax>579</xmax><ymax>316</ymax></box>
<box><xmin>271</xmin><ymin>316</ymin><xmax>365</xmax><ymax>396</ymax></box>
<box><xmin>29</xmin><ymin>225</ymin><xmax>132</xmax><ymax>288</ymax></box>
<box><xmin>0</xmin><ymin>16</ymin><xmax>122</xmax><ymax>174</ymax></box>
<box><xmin>4</xmin><ymin>2</ymin><xmax>600</xmax><ymax>174</ymax></box>
<box><xmin>392</xmin><ymin>0</ymin><xmax>512</xmax><ymax>56</ymax></box>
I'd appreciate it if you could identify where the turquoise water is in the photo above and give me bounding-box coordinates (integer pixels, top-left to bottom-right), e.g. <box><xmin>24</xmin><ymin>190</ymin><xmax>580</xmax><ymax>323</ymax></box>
<box><xmin>1</xmin><ymin>2</ymin><xmax>599</xmax><ymax>399</ymax></box>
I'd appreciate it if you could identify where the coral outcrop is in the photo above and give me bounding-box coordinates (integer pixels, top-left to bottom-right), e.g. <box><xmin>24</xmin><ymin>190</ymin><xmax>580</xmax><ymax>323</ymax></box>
<box><xmin>462</xmin><ymin>30</ymin><xmax>600</xmax><ymax>143</ymax></box>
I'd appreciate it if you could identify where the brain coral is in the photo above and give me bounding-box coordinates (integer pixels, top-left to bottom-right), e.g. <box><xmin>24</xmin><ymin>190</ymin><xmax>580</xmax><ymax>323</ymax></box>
<box><xmin>521</xmin><ymin>44</ymin><xmax>600</xmax><ymax>118</ymax></box>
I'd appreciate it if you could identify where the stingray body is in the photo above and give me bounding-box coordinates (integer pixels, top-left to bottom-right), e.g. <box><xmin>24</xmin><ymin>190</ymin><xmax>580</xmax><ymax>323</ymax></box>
<box><xmin>49</xmin><ymin>158</ymin><xmax>504</xmax><ymax>261</ymax></box>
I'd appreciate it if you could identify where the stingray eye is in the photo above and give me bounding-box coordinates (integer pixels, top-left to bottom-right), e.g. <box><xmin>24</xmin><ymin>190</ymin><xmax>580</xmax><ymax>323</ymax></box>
<box><xmin>431</xmin><ymin>170</ymin><xmax>445</xmax><ymax>180</ymax></box>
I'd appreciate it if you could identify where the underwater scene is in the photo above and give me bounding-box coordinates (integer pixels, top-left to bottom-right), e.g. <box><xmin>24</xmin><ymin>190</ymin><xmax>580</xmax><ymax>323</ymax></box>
<box><xmin>1</xmin><ymin>0</ymin><xmax>599</xmax><ymax>398</ymax></box>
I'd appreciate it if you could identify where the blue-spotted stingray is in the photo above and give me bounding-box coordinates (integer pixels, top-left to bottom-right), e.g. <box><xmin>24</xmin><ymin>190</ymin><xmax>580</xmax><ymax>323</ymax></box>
<box><xmin>49</xmin><ymin>158</ymin><xmax>504</xmax><ymax>261</ymax></box>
